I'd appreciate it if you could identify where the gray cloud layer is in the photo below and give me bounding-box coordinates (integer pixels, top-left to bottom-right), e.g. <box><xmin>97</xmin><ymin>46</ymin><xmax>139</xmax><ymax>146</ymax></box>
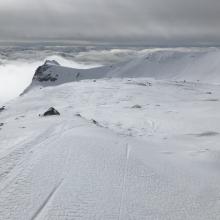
<box><xmin>1</xmin><ymin>0</ymin><xmax>220</xmax><ymax>45</ymax></box>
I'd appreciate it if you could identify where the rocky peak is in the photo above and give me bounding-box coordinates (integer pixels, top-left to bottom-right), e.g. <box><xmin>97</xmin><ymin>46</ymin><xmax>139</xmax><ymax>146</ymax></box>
<box><xmin>33</xmin><ymin>60</ymin><xmax>60</xmax><ymax>82</ymax></box>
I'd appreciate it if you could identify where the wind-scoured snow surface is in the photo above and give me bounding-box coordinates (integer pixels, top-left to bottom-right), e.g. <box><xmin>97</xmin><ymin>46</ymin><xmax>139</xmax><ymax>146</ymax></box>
<box><xmin>1</xmin><ymin>47</ymin><xmax>220</xmax><ymax>219</ymax></box>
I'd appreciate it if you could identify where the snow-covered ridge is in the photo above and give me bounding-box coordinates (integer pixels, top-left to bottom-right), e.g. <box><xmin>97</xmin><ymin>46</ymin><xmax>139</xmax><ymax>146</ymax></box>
<box><xmin>106</xmin><ymin>49</ymin><xmax>220</xmax><ymax>83</ymax></box>
<box><xmin>27</xmin><ymin>59</ymin><xmax>112</xmax><ymax>88</ymax></box>
<box><xmin>25</xmin><ymin>49</ymin><xmax>220</xmax><ymax>94</ymax></box>
<box><xmin>2</xmin><ymin>48</ymin><xmax>220</xmax><ymax>219</ymax></box>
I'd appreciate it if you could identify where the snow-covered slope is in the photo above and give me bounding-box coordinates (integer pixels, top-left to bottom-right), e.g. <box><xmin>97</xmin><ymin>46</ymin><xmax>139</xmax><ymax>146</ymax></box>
<box><xmin>108</xmin><ymin>49</ymin><xmax>220</xmax><ymax>83</ymax></box>
<box><xmin>1</xmin><ymin>49</ymin><xmax>220</xmax><ymax>219</ymax></box>
<box><xmin>25</xmin><ymin>49</ymin><xmax>220</xmax><ymax>94</ymax></box>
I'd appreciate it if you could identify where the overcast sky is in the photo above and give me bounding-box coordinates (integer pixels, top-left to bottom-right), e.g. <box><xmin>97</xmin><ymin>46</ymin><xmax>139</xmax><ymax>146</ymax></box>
<box><xmin>1</xmin><ymin>0</ymin><xmax>220</xmax><ymax>45</ymax></box>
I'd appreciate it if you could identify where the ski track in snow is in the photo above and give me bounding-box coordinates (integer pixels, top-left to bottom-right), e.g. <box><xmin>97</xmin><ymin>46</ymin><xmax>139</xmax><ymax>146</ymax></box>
<box><xmin>1</xmin><ymin>75</ymin><xmax>220</xmax><ymax>219</ymax></box>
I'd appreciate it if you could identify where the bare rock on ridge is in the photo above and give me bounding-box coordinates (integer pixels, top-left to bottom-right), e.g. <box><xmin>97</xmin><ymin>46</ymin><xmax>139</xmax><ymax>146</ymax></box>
<box><xmin>42</xmin><ymin>107</ymin><xmax>60</xmax><ymax>117</ymax></box>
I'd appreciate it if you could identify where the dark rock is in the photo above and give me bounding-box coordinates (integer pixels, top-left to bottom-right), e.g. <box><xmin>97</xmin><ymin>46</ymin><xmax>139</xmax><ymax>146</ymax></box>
<box><xmin>0</xmin><ymin>106</ymin><xmax>5</xmax><ymax>112</ymax></box>
<box><xmin>132</xmin><ymin>105</ymin><xmax>142</xmax><ymax>109</ymax></box>
<box><xmin>33</xmin><ymin>60</ymin><xmax>60</xmax><ymax>82</ymax></box>
<box><xmin>91</xmin><ymin>119</ymin><xmax>102</xmax><ymax>127</ymax></box>
<box><xmin>37</xmin><ymin>73</ymin><xmax>57</xmax><ymax>82</ymax></box>
<box><xmin>75</xmin><ymin>113</ymin><xmax>82</xmax><ymax>117</ymax></box>
<box><xmin>44</xmin><ymin>60</ymin><xmax>60</xmax><ymax>66</ymax></box>
<box><xmin>92</xmin><ymin>119</ymin><xmax>98</xmax><ymax>124</ymax></box>
<box><xmin>0</xmin><ymin>123</ymin><xmax>4</xmax><ymax>126</ymax></box>
<box><xmin>196</xmin><ymin>131</ymin><xmax>219</xmax><ymax>137</ymax></box>
<box><xmin>42</xmin><ymin>107</ymin><xmax>60</xmax><ymax>117</ymax></box>
<box><xmin>76</xmin><ymin>72</ymin><xmax>80</xmax><ymax>79</ymax></box>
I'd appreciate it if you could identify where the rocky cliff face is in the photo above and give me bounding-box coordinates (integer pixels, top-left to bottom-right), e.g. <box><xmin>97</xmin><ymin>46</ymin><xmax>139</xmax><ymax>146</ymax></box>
<box><xmin>33</xmin><ymin>60</ymin><xmax>60</xmax><ymax>82</ymax></box>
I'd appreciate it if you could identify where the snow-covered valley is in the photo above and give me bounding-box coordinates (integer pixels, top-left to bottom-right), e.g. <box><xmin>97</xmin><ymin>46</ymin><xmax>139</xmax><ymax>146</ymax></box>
<box><xmin>1</xmin><ymin>49</ymin><xmax>220</xmax><ymax>219</ymax></box>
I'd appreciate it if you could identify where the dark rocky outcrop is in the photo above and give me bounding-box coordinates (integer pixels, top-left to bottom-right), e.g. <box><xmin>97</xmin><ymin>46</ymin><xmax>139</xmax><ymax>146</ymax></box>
<box><xmin>132</xmin><ymin>104</ymin><xmax>142</xmax><ymax>109</ymax></box>
<box><xmin>33</xmin><ymin>60</ymin><xmax>60</xmax><ymax>82</ymax></box>
<box><xmin>91</xmin><ymin>119</ymin><xmax>103</xmax><ymax>127</ymax></box>
<box><xmin>42</xmin><ymin>107</ymin><xmax>60</xmax><ymax>116</ymax></box>
<box><xmin>92</xmin><ymin>119</ymin><xmax>98</xmax><ymax>125</ymax></box>
<box><xmin>0</xmin><ymin>106</ymin><xmax>5</xmax><ymax>112</ymax></box>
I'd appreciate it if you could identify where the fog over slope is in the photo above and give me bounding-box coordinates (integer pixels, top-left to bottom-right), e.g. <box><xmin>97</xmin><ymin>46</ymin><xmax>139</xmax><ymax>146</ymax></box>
<box><xmin>0</xmin><ymin>45</ymin><xmax>143</xmax><ymax>103</ymax></box>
